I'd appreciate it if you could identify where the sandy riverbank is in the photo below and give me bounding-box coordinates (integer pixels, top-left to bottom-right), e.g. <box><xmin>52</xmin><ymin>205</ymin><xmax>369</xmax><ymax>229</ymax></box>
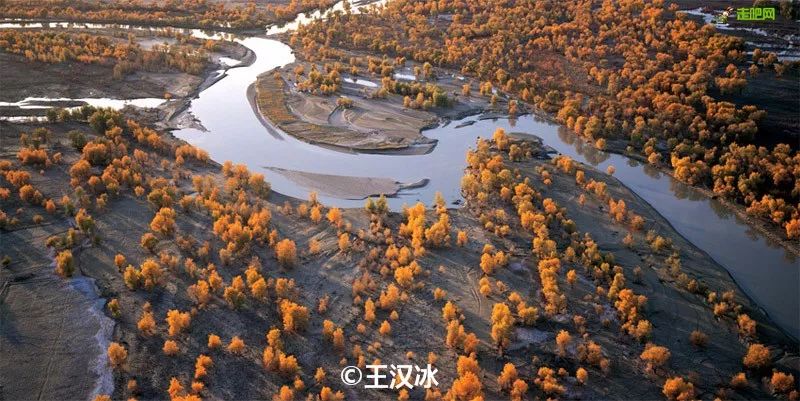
<box><xmin>266</xmin><ymin>167</ymin><xmax>428</xmax><ymax>199</ymax></box>
<box><xmin>252</xmin><ymin>70</ymin><xmax>440</xmax><ymax>153</ymax></box>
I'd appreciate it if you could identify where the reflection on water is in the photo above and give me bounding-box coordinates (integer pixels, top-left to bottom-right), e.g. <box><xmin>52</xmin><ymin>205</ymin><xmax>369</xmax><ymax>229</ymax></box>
<box><xmin>642</xmin><ymin>164</ymin><xmax>662</xmax><ymax>180</ymax></box>
<box><xmin>0</xmin><ymin>20</ymin><xmax>236</xmax><ymax>41</ymax></box>
<box><xmin>266</xmin><ymin>0</ymin><xmax>388</xmax><ymax>35</ymax></box>
<box><xmin>0</xmin><ymin>96</ymin><xmax>167</xmax><ymax>110</ymax></box>
<box><xmin>342</xmin><ymin>77</ymin><xmax>378</xmax><ymax>88</ymax></box>
<box><xmin>709</xmin><ymin>199</ymin><xmax>733</xmax><ymax>220</ymax></box>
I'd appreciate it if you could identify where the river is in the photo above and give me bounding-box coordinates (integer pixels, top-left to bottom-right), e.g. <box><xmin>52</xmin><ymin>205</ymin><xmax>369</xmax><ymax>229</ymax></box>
<box><xmin>1</xmin><ymin>2</ymin><xmax>797</xmax><ymax>341</ymax></box>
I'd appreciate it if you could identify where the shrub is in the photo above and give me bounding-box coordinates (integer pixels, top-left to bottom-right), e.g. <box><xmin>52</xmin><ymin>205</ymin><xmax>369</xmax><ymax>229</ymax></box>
<box><xmin>251</xmin><ymin>277</ymin><xmax>268</xmax><ymax>302</ymax></box>
<box><xmin>577</xmin><ymin>340</ymin><xmax>610</xmax><ymax>372</ymax></box>
<box><xmin>315</xmin><ymin>367</ymin><xmax>326</xmax><ymax>384</ymax></box>
<box><xmin>640</xmin><ymin>344</ymin><xmax>671</xmax><ymax>372</ymax></box>
<box><xmin>208</xmin><ymin>334</ymin><xmax>222</xmax><ymax>349</ymax></box>
<box><xmin>147</xmin><ymin>188</ymin><xmax>174</xmax><ymax>209</ymax></box>
<box><xmin>18</xmin><ymin>147</ymin><xmax>49</xmax><ymax>166</ymax></box>
<box><xmin>338</xmin><ymin>233</ymin><xmax>350</xmax><ymax>252</ymax></box>
<box><xmin>194</xmin><ymin>354</ymin><xmax>213</xmax><ymax>380</ymax></box>
<box><xmin>332</xmin><ymin>328</ymin><xmax>345</xmax><ymax>351</ymax></box>
<box><xmin>394</xmin><ymin>265</ymin><xmax>413</xmax><ymax>287</ymax></box>
<box><xmin>140</xmin><ymin>259</ymin><xmax>162</xmax><ymax>290</ymax></box>
<box><xmin>456</xmin><ymin>230</ymin><xmax>467</xmax><ymax>246</ymax></box>
<box><xmin>493</xmin><ymin>128</ymin><xmax>509</xmax><ymax>150</ymax></box>
<box><xmin>491</xmin><ymin>303</ymin><xmax>514</xmax><ymax>351</ymax></box>
<box><xmin>743</xmin><ymin>343</ymin><xmax>770</xmax><ymax>369</ymax></box>
<box><xmin>279</xmin><ymin>299</ymin><xmax>309</xmax><ymax>332</ymax></box>
<box><xmin>74</xmin><ymin>208</ymin><xmax>94</xmax><ymax>233</ymax></box>
<box><xmin>662</xmin><ymin>377</ymin><xmax>694</xmax><ymax>401</ymax></box>
<box><xmin>534</xmin><ymin>367</ymin><xmax>564</xmax><ymax>395</ymax></box>
<box><xmin>326</xmin><ymin>207</ymin><xmax>342</xmax><ymax>227</ymax></box>
<box><xmin>248</xmin><ymin>173</ymin><xmax>270</xmax><ymax>196</ymax></box>
<box><xmin>140</xmin><ymin>232</ymin><xmax>158</xmax><ymax>253</ymax></box>
<box><xmin>107</xmin><ymin>342</ymin><xmax>127</xmax><ymax>369</ymax></box>
<box><xmin>302</xmin><ymin>202</ymin><xmax>320</xmax><ymax>221</ymax></box>
<box><xmin>68</xmin><ymin>130</ymin><xmax>87</xmax><ymax>151</ymax></box>
<box><xmin>770</xmin><ymin>371</ymin><xmax>795</xmax><ymax>394</ymax></box>
<box><xmin>227</xmin><ymin>336</ymin><xmax>245</xmax><ymax>354</ymax></box>
<box><xmin>187</xmin><ymin>280</ymin><xmax>211</xmax><ymax>307</ymax></box>
<box><xmin>137</xmin><ymin>308</ymin><xmax>156</xmax><ymax>335</ymax></box>
<box><xmin>730</xmin><ymin>372</ymin><xmax>747</xmax><ymax>389</ymax></box>
<box><xmin>166</xmin><ymin>309</ymin><xmax>191</xmax><ymax>337</ymax></box>
<box><xmin>114</xmin><ymin>254</ymin><xmax>126</xmax><ymax>270</ymax></box>
<box><xmin>689</xmin><ymin>330</ymin><xmax>708</xmax><ymax>347</ymax></box>
<box><xmin>497</xmin><ymin>363</ymin><xmax>517</xmax><ymax>390</ymax></box>
<box><xmin>82</xmin><ymin>141</ymin><xmax>112</xmax><ymax>166</ymax></box>
<box><xmin>537</xmin><ymin>257</ymin><xmax>565</xmax><ymax>316</ymax></box>
<box><xmin>150</xmin><ymin>207</ymin><xmax>177</xmax><ymax>236</ymax></box>
<box><xmin>308</xmin><ymin>238</ymin><xmax>321</xmax><ymax>254</ymax></box>
<box><xmin>274</xmin><ymin>277</ymin><xmax>295</xmax><ymax>299</ymax></box>
<box><xmin>479</xmin><ymin>277</ymin><xmax>492</xmax><ymax>296</ymax></box>
<box><xmin>19</xmin><ymin>184</ymin><xmax>43</xmax><ymax>204</ymax></box>
<box><xmin>274</xmin><ymin>386</ymin><xmax>294</xmax><ymax>401</ymax></box>
<box><xmin>337</xmin><ymin>96</ymin><xmax>354</xmax><ymax>108</ymax></box>
<box><xmin>517</xmin><ymin>303</ymin><xmax>538</xmax><ymax>325</ymax></box>
<box><xmin>448</xmin><ymin>371</ymin><xmax>482</xmax><ymax>401</ymax></box>
<box><xmin>480</xmin><ymin>252</ymin><xmax>496</xmax><ymax>275</ymax></box>
<box><xmin>124</xmin><ymin>265</ymin><xmax>142</xmax><ymax>290</ymax></box>
<box><xmin>277</xmin><ymin>353</ymin><xmax>299</xmax><ymax>378</ymax></box>
<box><xmin>163</xmin><ymin>340</ymin><xmax>179</xmax><ymax>356</ymax></box>
<box><xmin>442</xmin><ymin>301</ymin><xmax>458</xmax><ymax>322</ymax></box>
<box><xmin>107</xmin><ymin>298</ymin><xmax>120</xmax><ymax>318</ymax></box>
<box><xmin>379</xmin><ymin>320</ymin><xmax>391</xmax><ymax>336</ymax></box>
<box><xmin>737</xmin><ymin>314</ymin><xmax>756</xmax><ymax>338</ymax></box>
<box><xmin>223</xmin><ymin>276</ymin><xmax>247</xmax><ymax>309</ymax></box>
<box><xmin>319</xmin><ymin>387</ymin><xmax>343</xmax><ymax>401</ymax></box>
<box><xmin>5</xmin><ymin>170</ymin><xmax>30</xmax><ymax>187</ymax></box>
<box><xmin>426</xmin><ymin>202</ymin><xmax>451</xmax><ymax>240</ymax></box>
<box><xmin>55</xmin><ymin>250</ymin><xmax>75</xmax><ymax>277</ymax></box>
<box><xmin>364</xmin><ymin>298</ymin><xmax>376</xmax><ymax>322</ymax></box>
<box><xmin>576</xmin><ymin>367</ymin><xmax>588</xmax><ymax>384</ymax></box>
<box><xmin>69</xmin><ymin>160</ymin><xmax>92</xmax><ymax>184</ymax></box>
<box><xmin>555</xmin><ymin>330</ymin><xmax>571</xmax><ymax>357</ymax></box>
<box><xmin>378</xmin><ymin>284</ymin><xmax>401</xmax><ymax>310</ymax></box>
<box><xmin>275</xmin><ymin>239</ymin><xmax>297</xmax><ymax>267</ymax></box>
<box><xmin>168</xmin><ymin>377</ymin><xmax>185</xmax><ymax>399</ymax></box>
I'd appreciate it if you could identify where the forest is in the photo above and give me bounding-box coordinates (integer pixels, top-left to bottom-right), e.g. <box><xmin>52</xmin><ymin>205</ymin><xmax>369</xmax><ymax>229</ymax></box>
<box><xmin>0</xmin><ymin>30</ymin><xmax>210</xmax><ymax>76</ymax></box>
<box><xmin>289</xmin><ymin>0</ymin><xmax>800</xmax><ymax>239</ymax></box>
<box><xmin>0</xmin><ymin>0</ymin><xmax>340</xmax><ymax>30</ymax></box>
